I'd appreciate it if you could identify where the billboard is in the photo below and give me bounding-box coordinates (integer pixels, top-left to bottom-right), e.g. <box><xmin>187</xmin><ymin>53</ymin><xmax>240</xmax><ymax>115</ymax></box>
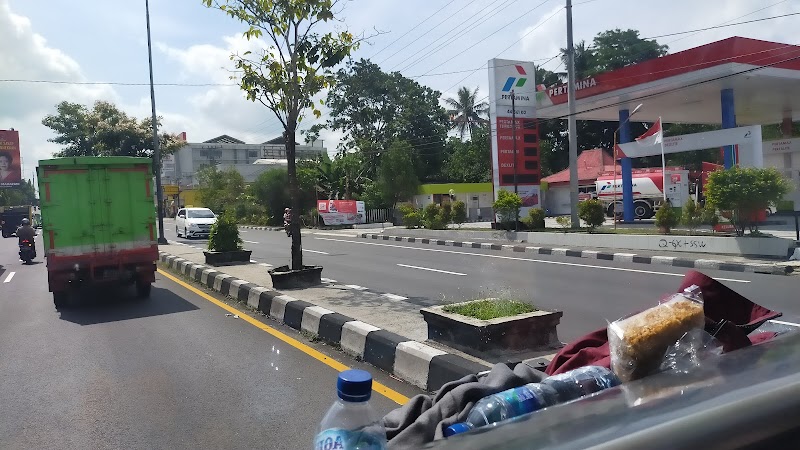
<box><xmin>0</xmin><ymin>129</ymin><xmax>22</xmax><ymax>187</ymax></box>
<box><xmin>317</xmin><ymin>200</ymin><xmax>366</xmax><ymax>225</ymax></box>
<box><xmin>488</xmin><ymin>59</ymin><xmax>540</xmax><ymax>216</ymax></box>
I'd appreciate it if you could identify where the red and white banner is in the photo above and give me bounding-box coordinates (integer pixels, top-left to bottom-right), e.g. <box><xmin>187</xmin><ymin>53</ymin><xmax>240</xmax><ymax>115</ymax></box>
<box><xmin>0</xmin><ymin>129</ymin><xmax>22</xmax><ymax>187</ymax></box>
<box><xmin>317</xmin><ymin>200</ymin><xmax>366</xmax><ymax>225</ymax></box>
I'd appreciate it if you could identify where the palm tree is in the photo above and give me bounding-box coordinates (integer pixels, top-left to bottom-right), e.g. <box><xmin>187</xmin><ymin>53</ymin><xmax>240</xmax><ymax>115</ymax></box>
<box><xmin>559</xmin><ymin>40</ymin><xmax>595</xmax><ymax>81</ymax></box>
<box><xmin>444</xmin><ymin>86</ymin><xmax>489</xmax><ymax>140</ymax></box>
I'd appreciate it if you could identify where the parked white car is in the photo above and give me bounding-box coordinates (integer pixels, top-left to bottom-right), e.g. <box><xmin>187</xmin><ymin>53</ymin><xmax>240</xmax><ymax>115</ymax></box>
<box><xmin>175</xmin><ymin>207</ymin><xmax>217</xmax><ymax>238</ymax></box>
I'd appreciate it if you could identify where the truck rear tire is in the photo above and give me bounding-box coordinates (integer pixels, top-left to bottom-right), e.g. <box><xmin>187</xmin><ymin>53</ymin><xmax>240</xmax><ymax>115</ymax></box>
<box><xmin>634</xmin><ymin>201</ymin><xmax>653</xmax><ymax>219</ymax></box>
<box><xmin>136</xmin><ymin>280</ymin><xmax>152</xmax><ymax>299</ymax></box>
<box><xmin>53</xmin><ymin>292</ymin><xmax>69</xmax><ymax>309</ymax></box>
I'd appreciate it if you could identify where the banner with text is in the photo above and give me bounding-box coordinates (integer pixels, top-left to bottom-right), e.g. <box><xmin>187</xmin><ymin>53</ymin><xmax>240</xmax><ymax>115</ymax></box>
<box><xmin>488</xmin><ymin>59</ymin><xmax>540</xmax><ymax>215</ymax></box>
<box><xmin>0</xmin><ymin>129</ymin><xmax>22</xmax><ymax>187</ymax></box>
<box><xmin>317</xmin><ymin>200</ymin><xmax>366</xmax><ymax>225</ymax></box>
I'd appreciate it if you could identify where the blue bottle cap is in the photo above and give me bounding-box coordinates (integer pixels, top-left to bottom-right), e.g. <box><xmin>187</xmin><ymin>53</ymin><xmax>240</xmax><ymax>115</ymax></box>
<box><xmin>444</xmin><ymin>423</ymin><xmax>473</xmax><ymax>437</ymax></box>
<box><xmin>337</xmin><ymin>369</ymin><xmax>373</xmax><ymax>402</ymax></box>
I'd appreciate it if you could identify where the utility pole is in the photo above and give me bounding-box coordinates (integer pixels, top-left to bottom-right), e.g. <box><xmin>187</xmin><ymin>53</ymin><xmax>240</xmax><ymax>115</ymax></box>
<box><xmin>146</xmin><ymin>0</ymin><xmax>167</xmax><ymax>245</ymax></box>
<box><xmin>566</xmin><ymin>0</ymin><xmax>579</xmax><ymax>228</ymax></box>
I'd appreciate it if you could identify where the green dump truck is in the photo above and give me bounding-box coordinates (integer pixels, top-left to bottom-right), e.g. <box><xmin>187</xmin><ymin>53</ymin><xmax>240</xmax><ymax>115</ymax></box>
<box><xmin>37</xmin><ymin>157</ymin><xmax>158</xmax><ymax>307</ymax></box>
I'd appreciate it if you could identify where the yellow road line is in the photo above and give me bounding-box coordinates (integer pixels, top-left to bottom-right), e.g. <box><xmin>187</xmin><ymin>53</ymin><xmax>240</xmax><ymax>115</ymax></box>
<box><xmin>157</xmin><ymin>269</ymin><xmax>410</xmax><ymax>405</ymax></box>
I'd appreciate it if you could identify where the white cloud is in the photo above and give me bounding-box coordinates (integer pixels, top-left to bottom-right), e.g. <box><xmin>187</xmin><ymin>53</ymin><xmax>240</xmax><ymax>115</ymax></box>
<box><xmin>0</xmin><ymin>0</ymin><xmax>118</xmax><ymax>174</ymax></box>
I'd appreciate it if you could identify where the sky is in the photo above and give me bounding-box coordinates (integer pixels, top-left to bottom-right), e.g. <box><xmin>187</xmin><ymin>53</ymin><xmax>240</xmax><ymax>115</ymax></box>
<box><xmin>1</xmin><ymin>0</ymin><xmax>798</xmax><ymax>179</ymax></box>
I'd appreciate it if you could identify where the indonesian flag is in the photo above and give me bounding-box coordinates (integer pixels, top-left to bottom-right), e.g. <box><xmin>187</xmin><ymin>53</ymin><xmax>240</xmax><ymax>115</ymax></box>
<box><xmin>616</xmin><ymin>118</ymin><xmax>663</xmax><ymax>159</ymax></box>
<box><xmin>636</xmin><ymin>118</ymin><xmax>663</xmax><ymax>146</ymax></box>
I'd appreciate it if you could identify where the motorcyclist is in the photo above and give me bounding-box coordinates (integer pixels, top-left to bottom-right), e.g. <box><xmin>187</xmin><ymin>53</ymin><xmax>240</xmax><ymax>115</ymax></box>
<box><xmin>283</xmin><ymin>208</ymin><xmax>292</xmax><ymax>236</ymax></box>
<box><xmin>16</xmin><ymin>218</ymin><xmax>36</xmax><ymax>243</ymax></box>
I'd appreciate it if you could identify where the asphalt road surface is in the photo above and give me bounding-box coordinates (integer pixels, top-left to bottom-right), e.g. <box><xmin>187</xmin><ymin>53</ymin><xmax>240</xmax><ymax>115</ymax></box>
<box><xmin>0</xmin><ymin>236</ymin><xmax>419</xmax><ymax>450</ymax></box>
<box><xmin>163</xmin><ymin>220</ymin><xmax>800</xmax><ymax>342</ymax></box>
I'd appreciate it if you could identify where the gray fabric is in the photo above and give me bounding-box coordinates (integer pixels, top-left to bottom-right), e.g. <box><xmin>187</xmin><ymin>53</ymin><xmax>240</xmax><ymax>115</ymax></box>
<box><xmin>383</xmin><ymin>362</ymin><xmax>547</xmax><ymax>448</ymax></box>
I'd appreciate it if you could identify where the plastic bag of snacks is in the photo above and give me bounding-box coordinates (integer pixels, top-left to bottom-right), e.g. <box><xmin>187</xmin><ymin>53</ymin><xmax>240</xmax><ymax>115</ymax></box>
<box><xmin>608</xmin><ymin>285</ymin><xmax>705</xmax><ymax>382</ymax></box>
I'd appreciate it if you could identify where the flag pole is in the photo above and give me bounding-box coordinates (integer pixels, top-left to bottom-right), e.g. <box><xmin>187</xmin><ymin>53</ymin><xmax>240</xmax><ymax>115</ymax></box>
<box><xmin>659</xmin><ymin>117</ymin><xmax>667</xmax><ymax>202</ymax></box>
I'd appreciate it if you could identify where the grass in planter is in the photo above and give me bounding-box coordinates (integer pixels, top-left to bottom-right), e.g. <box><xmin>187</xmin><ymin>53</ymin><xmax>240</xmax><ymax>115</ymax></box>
<box><xmin>443</xmin><ymin>299</ymin><xmax>536</xmax><ymax>320</ymax></box>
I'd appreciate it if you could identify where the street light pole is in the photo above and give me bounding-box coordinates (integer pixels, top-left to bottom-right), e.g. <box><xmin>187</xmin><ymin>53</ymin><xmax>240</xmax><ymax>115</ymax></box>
<box><xmin>146</xmin><ymin>0</ymin><xmax>167</xmax><ymax>245</ymax></box>
<box><xmin>565</xmin><ymin>0</ymin><xmax>579</xmax><ymax>228</ymax></box>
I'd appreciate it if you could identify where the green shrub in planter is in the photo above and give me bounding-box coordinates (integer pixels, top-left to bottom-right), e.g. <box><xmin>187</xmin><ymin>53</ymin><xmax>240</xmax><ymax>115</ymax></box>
<box><xmin>451</xmin><ymin>200</ymin><xmax>467</xmax><ymax>227</ymax></box>
<box><xmin>526</xmin><ymin>207</ymin><xmax>546</xmax><ymax>230</ymax></box>
<box><xmin>208</xmin><ymin>211</ymin><xmax>243</xmax><ymax>252</ymax></box>
<box><xmin>655</xmin><ymin>203</ymin><xmax>679</xmax><ymax>234</ymax></box>
<box><xmin>403</xmin><ymin>211</ymin><xmax>422</xmax><ymax>229</ymax></box>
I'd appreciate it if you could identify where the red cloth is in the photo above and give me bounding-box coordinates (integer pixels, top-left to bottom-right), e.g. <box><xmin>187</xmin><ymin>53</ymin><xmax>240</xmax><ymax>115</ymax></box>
<box><xmin>545</xmin><ymin>270</ymin><xmax>782</xmax><ymax>376</ymax></box>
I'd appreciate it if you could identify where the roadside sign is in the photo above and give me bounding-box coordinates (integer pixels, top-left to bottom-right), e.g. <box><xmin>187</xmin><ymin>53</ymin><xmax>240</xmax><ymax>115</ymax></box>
<box><xmin>163</xmin><ymin>185</ymin><xmax>179</xmax><ymax>196</ymax></box>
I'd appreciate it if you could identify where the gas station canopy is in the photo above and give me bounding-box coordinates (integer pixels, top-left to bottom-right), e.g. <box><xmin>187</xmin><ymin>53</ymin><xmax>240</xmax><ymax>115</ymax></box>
<box><xmin>535</xmin><ymin>37</ymin><xmax>800</xmax><ymax>125</ymax></box>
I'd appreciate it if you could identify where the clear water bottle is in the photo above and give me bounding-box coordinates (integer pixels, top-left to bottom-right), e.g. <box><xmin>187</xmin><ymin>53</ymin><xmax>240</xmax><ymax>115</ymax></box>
<box><xmin>444</xmin><ymin>382</ymin><xmax>559</xmax><ymax>437</ymax></box>
<box><xmin>314</xmin><ymin>369</ymin><xmax>386</xmax><ymax>450</ymax></box>
<box><xmin>539</xmin><ymin>365</ymin><xmax>620</xmax><ymax>403</ymax></box>
<box><xmin>444</xmin><ymin>366</ymin><xmax>619</xmax><ymax>438</ymax></box>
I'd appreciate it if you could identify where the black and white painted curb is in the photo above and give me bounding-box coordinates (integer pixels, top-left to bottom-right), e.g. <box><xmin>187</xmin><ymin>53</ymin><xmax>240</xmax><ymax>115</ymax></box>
<box><xmin>157</xmin><ymin>251</ymin><xmax>488</xmax><ymax>391</ymax></box>
<box><xmin>359</xmin><ymin>233</ymin><xmax>793</xmax><ymax>276</ymax></box>
<box><xmin>238</xmin><ymin>225</ymin><xmax>283</xmax><ymax>231</ymax></box>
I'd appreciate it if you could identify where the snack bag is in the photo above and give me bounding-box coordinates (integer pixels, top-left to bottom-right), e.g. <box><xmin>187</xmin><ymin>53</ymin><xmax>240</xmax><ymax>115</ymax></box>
<box><xmin>608</xmin><ymin>285</ymin><xmax>705</xmax><ymax>382</ymax></box>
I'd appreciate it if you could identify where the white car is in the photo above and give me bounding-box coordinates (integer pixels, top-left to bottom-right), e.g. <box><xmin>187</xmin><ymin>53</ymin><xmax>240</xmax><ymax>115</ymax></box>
<box><xmin>175</xmin><ymin>207</ymin><xmax>217</xmax><ymax>238</ymax></box>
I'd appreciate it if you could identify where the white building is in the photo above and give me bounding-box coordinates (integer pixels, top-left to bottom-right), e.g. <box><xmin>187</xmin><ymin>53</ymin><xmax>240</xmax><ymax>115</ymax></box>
<box><xmin>161</xmin><ymin>133</ymin><xmax>326</xmax><ymax>187</ymax></box>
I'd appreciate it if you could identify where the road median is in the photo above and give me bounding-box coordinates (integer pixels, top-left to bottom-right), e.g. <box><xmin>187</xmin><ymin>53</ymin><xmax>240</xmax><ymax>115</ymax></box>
<box><xmin>157</xmin><ymin>244</ymin><xmax>491</xmax><ymax>391</ymax></box>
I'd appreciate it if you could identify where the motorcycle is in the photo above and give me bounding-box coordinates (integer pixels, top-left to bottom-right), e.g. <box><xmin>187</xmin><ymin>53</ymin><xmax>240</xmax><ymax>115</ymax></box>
<box><xmin>19</xmin><ymin>239</ymin><xmax>36</xmax><ymax>264</ymax></box>
<box><xmin>284</xmin><ymin>221</ymin><xmax>293</xmax><ymax>238</ymax></box>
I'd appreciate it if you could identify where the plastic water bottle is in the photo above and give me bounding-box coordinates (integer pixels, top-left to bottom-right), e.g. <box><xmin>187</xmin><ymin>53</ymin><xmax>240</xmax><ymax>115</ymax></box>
<box><xmin>444</xmin><ymin>366</ymin><xmax>619</xmax><ymax>437</ymax></box>
<box><xmin>315</xmin><ymin>369</ymin><xmax>386</xmax><ymax>450</ymax></box>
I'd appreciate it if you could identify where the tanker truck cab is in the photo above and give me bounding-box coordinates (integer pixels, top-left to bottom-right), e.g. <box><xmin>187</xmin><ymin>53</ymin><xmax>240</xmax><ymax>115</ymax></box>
<box><xmin>176</xmin><ymin>207</ymin><xmax>217</xmax><ymax>239</ymax></box>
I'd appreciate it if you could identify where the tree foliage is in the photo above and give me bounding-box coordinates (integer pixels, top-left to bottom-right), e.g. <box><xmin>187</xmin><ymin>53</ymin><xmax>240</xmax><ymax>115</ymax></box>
<box><xmin>42</xmin><ymin>101</ymin><xmax>184</xmax><ymax>158</ymax></box>
<box><xmin>208</xmin><ymin>210</ymin><xmax>243</xmax><ymax>252</ymax></box>
<box><xmin>493</xmin><ymin>190</ymin><xmax>522</xmax><ymax>228</ymax></box>
<box><xmin>252</xmin><ymin>168</ymin><xmax>291</xmax><ymax>226</ymax></box>
<box><xmin>205</xmin><ymin>0</ymin><xmax>361</xmax><ymax>270</ymax></box>
<box><xmin>705</xmin><ymin>167</ymin><xmax>791</xmax><ymax>236</ymax></box>
<box><xmin>314</xmin><ymin>59</ymin><xmax>449</xmax><ymax>181</ymax></box>
<box><xmin>443</xmin><ymin>86</ymin><xmax>488</xmax><ymax>140</ymax></box>
<box><xmin>196</xmin><ymin>166</ymin><xmax>246</xmax><ymax>216</ymax></box>
<box><xmin>655</xmin><ymin>203</ymin><xmax>679</xmax><ymax>234</ymax></box>
<box><xmin>451</xmin><ymin>200</ymin><xmax>467</xmax><ymax>227</ymax></box>
<box><xmin>526</xmin><ymin>207</ymin><xmax>546</xmax><ymax>230</ymax></box>
<box><xmin>578</xmin><ymin>199</ymin><xmax>605</xmax><ymax>232</ymax></box>
<box><xmin>681</xmin><ymin>198</ymin><xmax>704</xmax><ymax>234</ymax></box>
<box><xmin>375</xmin><ymin>140</ymin><xmax>420</xmax><ymax>207</ymax></box>
<box><xmin>442</xmin><ymin>126</ymin><xmax>491</xmax><ymax>183</ymax></box>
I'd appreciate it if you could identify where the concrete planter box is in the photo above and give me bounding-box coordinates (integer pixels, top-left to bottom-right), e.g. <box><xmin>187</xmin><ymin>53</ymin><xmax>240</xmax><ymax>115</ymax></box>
<box><xmin>203</xmin><ymin>249</ymin><xmax>252</xmax><ymax>266</ymax></box>
<box><xmin>269</xmin><ymin>265</ymin><xmax>323</xmax><ymax>289</ymax></box>
<box><xmin>420</xmin><ymin>301</ymin><xmax>563</xmax><ymax>363</ymax></box>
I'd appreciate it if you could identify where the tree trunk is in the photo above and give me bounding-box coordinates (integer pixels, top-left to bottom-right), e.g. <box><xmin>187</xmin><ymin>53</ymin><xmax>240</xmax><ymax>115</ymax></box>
<box><xmin>286</xmin><ymin>124</ymin><xmax>303</xmax><ymax>271</ymax></box>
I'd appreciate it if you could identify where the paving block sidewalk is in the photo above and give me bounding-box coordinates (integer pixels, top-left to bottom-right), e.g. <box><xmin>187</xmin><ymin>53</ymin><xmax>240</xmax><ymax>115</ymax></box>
<box><xmin>358</xmin><ymin>232</ymin><xmax>798</xmax><ymax>276</ymax></box>
<box><xmin>157</xmin><ymin>243</ymin><xmax>491</xmax><ymax>391</ymax></box>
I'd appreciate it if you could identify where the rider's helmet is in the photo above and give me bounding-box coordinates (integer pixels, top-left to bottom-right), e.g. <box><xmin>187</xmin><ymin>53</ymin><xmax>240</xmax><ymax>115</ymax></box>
<box><xmin>21</xmin><ymin>218</ymin><xmax>30</xmax><ymax>226</ymax></box>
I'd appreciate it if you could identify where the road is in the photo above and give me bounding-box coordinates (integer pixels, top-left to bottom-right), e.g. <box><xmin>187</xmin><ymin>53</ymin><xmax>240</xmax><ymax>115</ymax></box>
<box><xmin>0</xmin><ymin>236</ymin><xmax>419</xmax><ymax>450</ymax></box>
<box><xmin>164</xmin><ymin>219</ymin><xmax>800</xmax><ymax>342</ymax></box>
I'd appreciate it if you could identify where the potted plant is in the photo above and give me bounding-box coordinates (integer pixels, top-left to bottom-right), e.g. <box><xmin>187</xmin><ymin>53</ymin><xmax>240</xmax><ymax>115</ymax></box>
<box><xmin>204</xmin><ymin>211</ymin><xmax>252</xmax><ymax>266</ymax></box>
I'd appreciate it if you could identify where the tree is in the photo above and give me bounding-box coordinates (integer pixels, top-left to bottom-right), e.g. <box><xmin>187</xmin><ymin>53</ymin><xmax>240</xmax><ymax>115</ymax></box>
<box><xmin>578</xmin><ymin>199</ymin><xmax>605</xmax><ymax>232</ymax></box>
<box><xmin>441</xmin><ymin>126</ymin><xmax>491</xmax><ymax>183</ymax></box>
<box><xmin>526</xmin><ymin>207</ymin><xmax>546</xmax><ymax>230</ymax></box>
<box><xmin>591</xmin><ymin>29</ymin><xmax>668</xmax><ymax>74</ymax></box>
<box><xmin>681</xmin><ymin>198</ymin><xmax>704</xmax><ymax>234</ymax></box>
<box><xmin>375</xmin><ymin>140</ymin><xmax>420</xmax><ymax>207</ymax></box>
<box><xmin>208</xmin><ymin>211</ymin><xmax>243</xmax><ymax>252</ymax></box>
<box><xmin>196</xmin><ymin>166</ymin><xmax>246</xmax><ymax>216</ymax></box>
<box><xmin>705</xmin><ymin>167</ymin><xmax>791</xmax><ymax>236</ymax></box>
<box><xmin>42</xmin><ymin>101</ymin><xmax>183</xmax><ymax>158</ymax></box>
<box><xmin>315</xmin><ymin>59</ymin><xmax>449</xmax><ymax>181</ymax></box>
<box><xmin>493</xmin><ymin>190</ymin><xmax>522</xmax><ymax>229</ymax></box>
<box><xmin>451</xmin><ymin>201</ymin><xmax>467</xmax><ymax>228</ymax></box>
<box><xmin>205</xmin><ymin>0</ymin><xmax>360</xmax><ymax>271</ymax></box>
<box><xmin>655</xmin><ymin>203</ymin><xmax>679</xmax><ymax>234</ymax></box>
<box><xmin>252</xmin><ymin>169</ymin><xmax>291</xmax><ymax>226</ymax></box>
<box><xmin>443</xmin><ymin>86</ymin><xmax>488</xmax><ymax>140</ymax></box>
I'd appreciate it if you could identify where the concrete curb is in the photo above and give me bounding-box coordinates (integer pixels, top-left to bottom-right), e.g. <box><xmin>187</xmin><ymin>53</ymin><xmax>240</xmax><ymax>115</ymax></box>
<box><xmin>359</xmin><ymin>233</ymin><xmax>793</xmax><ymax>276</ymax></box>
<box><xmin>238</xmin><ymin>225</ymin><xmax>283</xmax><ymax>231</ymax></box>
<box><xmin>157</xmin><ymin>251</ymin><xmax>487</xmax><ymax>392</ymax></box>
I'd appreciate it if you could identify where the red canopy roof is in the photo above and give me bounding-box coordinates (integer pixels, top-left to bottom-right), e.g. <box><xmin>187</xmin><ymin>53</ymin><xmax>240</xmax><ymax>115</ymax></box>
<box><xmin>542</xmin><ymin>149</ymin><xmax>616</xmax><ymax>186</ymax></box>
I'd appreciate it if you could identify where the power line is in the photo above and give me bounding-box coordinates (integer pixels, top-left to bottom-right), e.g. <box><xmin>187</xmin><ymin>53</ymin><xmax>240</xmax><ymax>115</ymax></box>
<box><xmin>396</xmin><ymin>0</ymin><xmax>520</xmax><ymax>73</ymax></box>
<box><xmin>663</xmin><ymin>0</ymin><xmax>790</xmax><ymax>46</ymax></box>
<box><xmin>415</xmin><ymin>0</ymin><xmax>553</xmax><ymax>76</ymax></box>
<box><xmin>0</xmin><ymin>79</ymin><xmax>235</xmax><ymax>86</ymax></box>
<box><xmin>646</xmin><ymin>12</ymin><xmax>800</xmax><ymax>41</ymax></box>
<box><xmin>376</xmin><ymin>0</ymin><xmax>482</xmax><ymax>65</ymax></box>
<box><xmin>367</xmin><ymin>0</ymin><xmax>458</xmax><ymax>60</ymax></box>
